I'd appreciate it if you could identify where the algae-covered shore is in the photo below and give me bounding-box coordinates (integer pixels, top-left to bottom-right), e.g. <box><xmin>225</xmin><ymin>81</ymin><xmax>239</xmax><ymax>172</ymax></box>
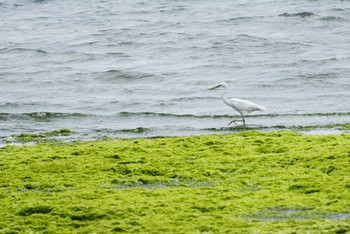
<box><xmin>0</xmin><ymin>131</ymin><xmax>349</xmax><ymax>233</ymax></box>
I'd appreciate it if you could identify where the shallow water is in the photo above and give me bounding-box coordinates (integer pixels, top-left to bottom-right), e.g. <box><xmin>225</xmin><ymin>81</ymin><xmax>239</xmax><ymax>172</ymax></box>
<box><xmin>1</xmin><ymin>0</ymin><xmax>350</xmax><ymax>144</ymax></box>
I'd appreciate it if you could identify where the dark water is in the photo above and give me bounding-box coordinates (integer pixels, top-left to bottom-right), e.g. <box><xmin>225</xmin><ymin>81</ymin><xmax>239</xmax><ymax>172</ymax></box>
<box><xmin>1</xmin><ymin>0</ymin><xmax>350</xmax><ymax>144</ymax></box>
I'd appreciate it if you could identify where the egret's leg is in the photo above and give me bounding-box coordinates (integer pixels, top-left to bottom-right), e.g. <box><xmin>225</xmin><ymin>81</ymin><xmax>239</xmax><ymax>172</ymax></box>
<box><xmin>228</xmin><ymin>120</ymin><xmax>238</xmax><ymax>126</ymax></box>
<box><xmin>228</xmin><ymin>115</ymin><xmax>246</xmax><ymax>126</ymax></box>
<box><xmin>228</xmin><ymin>119</ymin><xmax>244</xmax><ymax>126</ymax></box>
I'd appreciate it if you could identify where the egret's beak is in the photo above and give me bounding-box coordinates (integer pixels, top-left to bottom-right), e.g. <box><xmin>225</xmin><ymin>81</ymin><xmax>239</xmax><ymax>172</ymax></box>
<box><xmin>209</xmin><ymin>84</ymin><xmax>221</xmax><ymax>90</ymax></box>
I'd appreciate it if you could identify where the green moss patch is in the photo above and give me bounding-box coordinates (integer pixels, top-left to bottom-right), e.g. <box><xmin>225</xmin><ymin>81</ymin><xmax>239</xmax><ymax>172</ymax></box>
<box><xmin>0</xmin><ymin>131</ymin><xmax>349</xmax><ymax>233</ymax></box>
<box><xmin>7</xmin><ymin>128</ymin><xmax>73</xmax><ymax>144</ymax></box>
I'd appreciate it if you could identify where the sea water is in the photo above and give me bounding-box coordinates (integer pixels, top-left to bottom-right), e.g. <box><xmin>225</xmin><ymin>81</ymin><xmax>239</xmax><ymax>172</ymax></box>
<box><xmin>0</xmin><ymin>0</ymin><xmax>349</xmax><ymax>143</ymax></box>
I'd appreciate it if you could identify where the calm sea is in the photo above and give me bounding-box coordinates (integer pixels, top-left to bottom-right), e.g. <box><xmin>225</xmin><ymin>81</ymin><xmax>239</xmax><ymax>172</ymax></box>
<box><xmin>1</xmin><ymin>0</ymin><xmax>349</xmax><ymax>144</ymax></box>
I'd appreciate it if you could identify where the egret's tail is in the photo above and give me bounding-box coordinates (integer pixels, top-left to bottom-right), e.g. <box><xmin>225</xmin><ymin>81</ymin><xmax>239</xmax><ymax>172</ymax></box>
<box><xmin>257</xmin><ymin>105</ymin><xmax>267</xmax><ymax>112</ymax></box>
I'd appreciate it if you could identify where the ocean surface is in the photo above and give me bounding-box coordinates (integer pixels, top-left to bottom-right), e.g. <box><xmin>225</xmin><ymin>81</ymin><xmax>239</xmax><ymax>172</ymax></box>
<box><xmin>1</xmin><ymin>0</ymin><xmax>349</xmax><ymax>144</ymax></box>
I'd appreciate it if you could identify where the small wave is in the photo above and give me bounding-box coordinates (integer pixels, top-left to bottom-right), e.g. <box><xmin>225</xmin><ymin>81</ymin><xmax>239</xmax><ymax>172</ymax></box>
<box><xmin>117</xmin><ymin>41</ymin><xmax>135</xmax><ymax>46</ymax></box>
<box><xmin>203</xmin><ymin>123</ymin><xmax>350</xmax><ymax>132</ymax></box>
<box><xmin>0</xmin><ymin>112</ymin><xmax>91</xmax><ymax>121</ymax></box>
<box><xmin>94</xmin><ymin>127</ymin><xmax>153</xmax><ymax>135</ymax></box>
<box><xmin>1</xmin><ymin>3</ymin><xmax>24</xmax><ymax>8</ymax></box>
<box><xmin>227</xmin><ymin>16</ymin><xmax>253</xmax><ymax>21</ymax></box>
<box><xmin>289</xmin><ymin>57</ymin><xmax>339</xmax><ymax>67</ymax></box>
<box><xmin>32</xmin><ymin>0</ymin><xmax>49</xmax><ymax>3</ymax></box>
<box><xmin>118</xmin><ymin>127</ymin><xmax>151</xmax><ymax>134</ymax></box>
<box><xmin>215</xmin><ymin>16</ymin><xmax>254</xmax><ymax>24</ymax></box>
<box><xmin>279</xmin><ymin>12</ymin><xmax>316</xmax><ymax>18</ymax></box>
<box><xmin>96</xmin><ymin>69</ymin><xmax>155</xmax><ymax>81</ymax></box>
<box><xmin>117</xmin><ymin>111</ymin><xmax>224</xmax><ymax>119</ymax></box>
<box><xmin>331</xmin><ymin>8</ymin><xmax>347</xmax><ymax>12</ymax></box>
<box><xmin>203</xmin><ymin>125</ymin><xmax>287</xmax><ymax>132</ymax></box>
<box><xmin>170</xmin><ymin>96</ymin><xmax>218</xmax><ymax>102</ymax></box>
<box><xmin>272</xmin><ymin>112</ymin><xmax>350</xmax><ymax>117</ymax></box>
<box><xmin>297</xmin><ymin>72</ymin><xmax>338</xmax><ymax>80</ymax></box>
<box><xmin>105</xmin><ymin>52</ymin><xmax>130</xmax><ymax>57</ymax></box>
<box><xmin>236</xmin><ymin>34</ymin><xmax>268</xmax><ymax>43</ymax></box>
<box><xmin>117</xmin><ymin>111</ymin><xmax>350</xmax><ymax>119</ymax></box>
<box><xmin>320</xmin><ymin>16</ymin><xmax>345</xmax><ymax>21</ymax></box>
<box><xmin>4</xmin><ymin>48</ymin><xmax>48</xmax><ymax>54</ymax></box>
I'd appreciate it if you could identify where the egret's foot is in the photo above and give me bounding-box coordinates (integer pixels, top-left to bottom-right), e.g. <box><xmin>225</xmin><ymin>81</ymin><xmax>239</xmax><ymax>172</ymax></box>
<box><xmin>228</xmin><ymin>120</ymin><xmax>238</xmax><ymax>126</ymax></box>
<box><xmin>228</xmin><ymin>119</ymin><xmax>245</xmax><ymax>126</ymax></box>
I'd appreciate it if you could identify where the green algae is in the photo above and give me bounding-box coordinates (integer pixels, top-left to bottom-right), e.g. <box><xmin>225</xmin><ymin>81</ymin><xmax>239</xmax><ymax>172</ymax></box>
<box><xmin>0</xmin><ymin>131</ymin><xmax>349</xmax><ymax>233</ymax></box>
<box><xmin>7</xmin><ymin>128</ymin><xmax>73</xmax><ymax>144</ymax></box>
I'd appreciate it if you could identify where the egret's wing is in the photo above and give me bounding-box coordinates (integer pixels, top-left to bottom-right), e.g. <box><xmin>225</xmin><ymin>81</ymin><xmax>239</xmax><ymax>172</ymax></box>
<box><xmin>225</xmin><ymin>98</ymin><xmax>266</xmax><ymax>114</ymax></box>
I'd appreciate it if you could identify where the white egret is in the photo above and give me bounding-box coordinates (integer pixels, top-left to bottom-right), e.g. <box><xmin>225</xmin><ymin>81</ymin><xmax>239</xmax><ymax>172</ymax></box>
<box><xmin>209</xmin><ymin>82</ymin><xmax>266</xmax><ymax>126</ymax></box>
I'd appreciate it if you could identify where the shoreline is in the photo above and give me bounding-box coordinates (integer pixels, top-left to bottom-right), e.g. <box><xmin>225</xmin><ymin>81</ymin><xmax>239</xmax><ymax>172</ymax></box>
<box><xmin>1</xmin><ymin>123</ymin><xmax>350</xmax><ymax>147</ymax></box>
<box><xmin>0</xmin><ymin>130</ymin><xmax>349</xmax><ymax>232</ymax></box>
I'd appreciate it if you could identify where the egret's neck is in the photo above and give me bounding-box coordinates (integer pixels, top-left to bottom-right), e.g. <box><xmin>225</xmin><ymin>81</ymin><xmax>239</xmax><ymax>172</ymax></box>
<box><xmin>221</xmin><ymin>85</ymin><xmax>230</xmax><ymax>104</ymax></box>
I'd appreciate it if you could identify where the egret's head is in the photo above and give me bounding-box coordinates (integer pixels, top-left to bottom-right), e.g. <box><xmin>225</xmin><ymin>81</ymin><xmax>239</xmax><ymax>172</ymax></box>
<box><xmin>209</xmin><ymin>82</ymin><xmax>228</xmax><ymax>90</ymax></box>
